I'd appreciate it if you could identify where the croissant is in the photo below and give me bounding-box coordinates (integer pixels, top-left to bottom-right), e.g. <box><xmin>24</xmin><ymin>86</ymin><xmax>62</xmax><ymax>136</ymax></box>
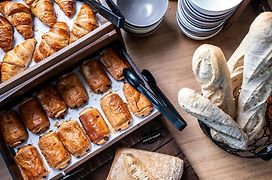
<box><xmin>1</xmin><ymin>38</ymin><xmax>36</xmax><ymax>81</ymax></box>
<box><xmin>0</xmin><ymin>1</ymin><xmax>33</xmax><ymax>39</ymax></box>
<box><xmin>70</xmin><ymin>4</ymin><xmax>98</xmax><ymax>43</ymax></box>
<box><xmin>0</xmin><ymin>16</ymin><xmax>13</xmax><ymax>52</ymax></box>
<box><xmin>24</xmin><ymin>0</ymin><xmax>56</xmax><ymax>27</ymax></box>
<box><xmin>54</xmin><ymin>0</ymin><xmax>75</xmax><ymax>17</ymax></box>
<box><xmin>34</xmin><ymin>22</ymin><xmax>70</xmax><ymax>62</ymax></box>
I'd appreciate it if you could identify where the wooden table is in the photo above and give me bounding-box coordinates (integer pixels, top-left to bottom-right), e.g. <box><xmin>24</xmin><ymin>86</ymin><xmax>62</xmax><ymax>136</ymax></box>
<box><xmin>123</xmin><ymin>2</ymin><xmax>272</xmax><ymax>179</ymax></box>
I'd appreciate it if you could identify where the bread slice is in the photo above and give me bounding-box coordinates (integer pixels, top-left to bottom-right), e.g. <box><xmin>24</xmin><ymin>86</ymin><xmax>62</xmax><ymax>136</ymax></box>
<box><xmin>236</xmin><ymin>12</ymin><xmax>272</xmax><ymax>142</ymax></box>
<box><xmin>178</xmin><ymin>88</ymin><xmax>248</xmax><ymax>150</ymax></box>
<box><xmin>106</xmin><ymin>148</ymin><xmax>183</xmax><ymax>180</ymax></box>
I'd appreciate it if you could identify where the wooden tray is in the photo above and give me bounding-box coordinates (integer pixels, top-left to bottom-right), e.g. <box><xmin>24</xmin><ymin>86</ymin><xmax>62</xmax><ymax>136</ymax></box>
<box><xmin>0</xmin><ymin>23</ymin><xmax>118</xmax><ymax>108</ymax></box>
<box><xmin>62</xmin><ymin>116</ymin><xmax>199</xmax><ymax>180</ymax></box>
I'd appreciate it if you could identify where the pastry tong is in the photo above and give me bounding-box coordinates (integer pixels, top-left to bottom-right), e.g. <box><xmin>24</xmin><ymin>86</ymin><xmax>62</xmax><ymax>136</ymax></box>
<box><xmin>81</xmin><ymin>0</ymin><xmax>125</xmax><ymax>28</ymax></box>
<box><xmin>123</xmin><ymin>68</ymin><xmax>187</xmax><ymax>131</ymax></box>
<box><xmin>123</xmin><ymin>65</ymin><xmax>187</xmax><ymax>131</ymax></box>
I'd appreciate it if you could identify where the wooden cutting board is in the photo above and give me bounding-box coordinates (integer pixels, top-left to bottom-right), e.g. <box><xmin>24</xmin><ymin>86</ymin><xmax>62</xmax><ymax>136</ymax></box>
<box><xmin>61</xmin><ymin>116</ymin><xmax>199</xmax><ymax>180</ymax></box>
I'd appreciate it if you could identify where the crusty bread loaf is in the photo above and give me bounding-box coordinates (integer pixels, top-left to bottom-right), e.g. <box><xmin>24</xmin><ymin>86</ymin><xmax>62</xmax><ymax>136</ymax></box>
<box><xmin>123</xmin><ymin>153</ymin><xmax>155</xmax><ymax>180</ymax></box>
<box><xmin>107</xmin><ymin>148</ymin><xmax>183</xmax><ymax>180</ymax></box>
<box><xmin>178</xmin><ymin>88</ymin><xmax>248</xmax><ymax>150</ymax></box>
<box><xmin>192</xmin><ymin>44</ymin><xmax>236</xmax><ymax>119</ymax></box>
<box><xmin>236</xmin><ymin>12</ymin><xmax>272</xmax><ymax>142</ymax></box>
<box><xmin>192</xmin><ymin>44</ymin><xmax>236</xmax><ymax>142</ymax></box>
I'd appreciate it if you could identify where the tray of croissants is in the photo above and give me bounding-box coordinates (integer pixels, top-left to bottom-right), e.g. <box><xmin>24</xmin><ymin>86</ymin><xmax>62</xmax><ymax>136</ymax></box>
<box><xmin>0</xmin><ymin>0</ymin><xmax>112</xmax><ymax>90</ymax></box>
<box><xmin>178</xmin><ymin>12</ymin><xmax>272</xmax><ymax>158</ymax></box>
<box><xmin>0</xmin><ymin>40</ymin><xmax>160</xmax><ymax>179</ymax></box>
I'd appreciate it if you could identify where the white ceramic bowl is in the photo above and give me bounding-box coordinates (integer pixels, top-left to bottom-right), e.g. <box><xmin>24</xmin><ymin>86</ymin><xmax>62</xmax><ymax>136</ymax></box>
<box><xmin>176</xmin><ymin>13</ymin><xmax>223</xmax><ymax>40</ymax></box>
<box><xmin>188</xmin><ymin>0</ymin><xmax>242</xmax><ymax>16</ymax></box>
<box><xmin>179</xmin><ymin>0</ymin><xmax>227</xmax><ymax>28</ymax></box>
<box><xmin>115</xmin><ymin>0</ymin><xmax>168</xmax><ymax>27</ymax></box>
<box><xmin>124</xmin><ymin>18</ymin><xmax>162</xmax><ymax>34</ymax></box>
<box><xmin>124</xmin><ymin>21</ymin><xmax>162</xmax><ymax>36</ymax></box>
<box><xmin>184</xmin><ymin>0</ymin><xmax>234</xmax><ymax>21</ymax></box>
<box><xmin>177</xmin><ymin>4</ymin><xmax>224</xmax><ymax>33</ymax></box>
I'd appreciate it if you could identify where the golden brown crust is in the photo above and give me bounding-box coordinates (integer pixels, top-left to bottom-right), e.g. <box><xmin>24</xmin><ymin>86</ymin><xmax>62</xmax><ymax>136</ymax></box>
<box><xmin>15</xmin><ymin>145</ymin><xmax>48</xmax><ymax>179</ymax></box>
<box><xmin>100</xmin><ymin>93</ymin><xmax>132</xmax><ymax>131</ymax></box>
<box><xmin>37</xmin><ymin>85</ymin><xmax>68</xmax><ymax>118</ymax></box>
<box><xmin>57</xmin><ymin>73</ymin><xmax>88</xmax><ymax>108</ymax></box>
<box><xmin>0</xmin><ymin>1</ymin><xmax>33</xmax><ymax>39</ymax></box>
<box><xmin>0</xmin><ymin>16</ymin><xmax>13</xmax><ymax>52</ymax></box>
<box><xmin>100</xmin><ymin>48</ymin><xmax>130</xmax><ymax>80</ymax></box>
<box><xmin>19</xmin><ymin>97</ymin><xmax>50</xmax><ymax>134</ymax></box>
<box><xmin>54</xmin><ymin>0</ymin><xmax>75</xmax><ymax>17</ymax></box>
<box><xmin>0</xmin><ymin>110</ymin><xmax>28</xmax><ymax>147</ymax></box>
<box><xmin>34</xmin><ymin>22</ymin><xmax>70</xmax><ymax>62</ymax></box>
<box><xmin>81</xmin><ymin>60</ymin><xmax>111</xmax><ymax>93</ymax></box>
<box><xmin>123</xmin><ymin>83</ymin><xmax>153</xmax><ymax>117</ymax></box>
<box><xmin>79</xmin><ymin>108</ymin><xmax>109</xmax><ymax>145</ymax></box>
<box><xmin>69</xmin><ymin>4</ymin><xmax>98</xmax><ymax>43</ymax></box>
<box><xmin>38</xmin><ymin>131</ymin><xmax>71</xmax><ymax>169</ymax></box>
<box><xmin>1</xmin><ymin>38</ymin><xmax>36</xmax><ymax>82</ymax></box>
<box><xmin>57</xmin><ymin>120</ymin><xmax>90</xmax><ymax>157</ymax></box>
<box><xmin>25</xmin><ymin>0</ymin><xmax>57</xmax><ymax>27</ymax></box>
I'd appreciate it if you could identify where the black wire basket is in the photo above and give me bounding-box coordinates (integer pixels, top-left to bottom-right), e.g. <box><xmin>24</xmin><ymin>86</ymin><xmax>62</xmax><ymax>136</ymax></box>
<box><xmin>198</xmin><ymin>97</ymin><xmax>272</xmax><ymax>160</ymax></box>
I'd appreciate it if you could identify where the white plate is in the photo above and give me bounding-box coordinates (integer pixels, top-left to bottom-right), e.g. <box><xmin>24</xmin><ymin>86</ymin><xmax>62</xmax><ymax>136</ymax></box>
<box><xmin>188</xmin><ymin>0</ymin><xmax>242</xmax><ymax>15</ymax></box>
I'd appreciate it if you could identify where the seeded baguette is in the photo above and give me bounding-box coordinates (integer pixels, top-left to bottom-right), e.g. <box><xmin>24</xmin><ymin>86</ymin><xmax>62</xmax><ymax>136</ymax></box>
<box><xmin>192</xmin><ymin>44</ymin><xmax>236</xmax><ymax>142</ymax></box>
<box><xmin>236</xmin><ymin>12</ymin><xmax>272</xmax><ymax>142</ymax></box>
<box><xmin>178</xmin><ymin>88</ymin><xmax>248</xmax><ymax>150</ymax></box>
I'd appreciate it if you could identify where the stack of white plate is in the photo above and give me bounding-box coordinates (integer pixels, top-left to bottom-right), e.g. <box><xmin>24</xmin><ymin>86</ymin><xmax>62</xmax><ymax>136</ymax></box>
<box><xmin>176</xmin><ymin>0</ymin><xmax>242</xmax><ymax>40</ymax></box>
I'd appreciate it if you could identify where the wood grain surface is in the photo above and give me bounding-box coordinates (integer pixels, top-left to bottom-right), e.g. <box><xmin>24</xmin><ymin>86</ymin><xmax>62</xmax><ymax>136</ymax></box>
<box><xmin>123</xmin><ymin>1</ymin><xmax>272</xmax><ymax>180</ymax></box>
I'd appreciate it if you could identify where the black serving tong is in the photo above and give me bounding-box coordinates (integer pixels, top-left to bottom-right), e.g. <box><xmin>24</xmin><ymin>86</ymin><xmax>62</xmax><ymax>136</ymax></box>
<box><xmin>141</xmin><ymin>69</ymin><xmax>184</xmax><ymax>120</ymax></box>
<box><xmin>80</xmin><ymin>0</ymin><xmax>125</xmax><ymax>28</ymax></box>
<box><xmin>105</xmin><ymin>0</ymin><xmax>125</xmax><ymax>19</ymax></box>
<box><xmin>123</xmin><ymin>68</ymin><xmax>187</xmax><ymax>131</ymax></box>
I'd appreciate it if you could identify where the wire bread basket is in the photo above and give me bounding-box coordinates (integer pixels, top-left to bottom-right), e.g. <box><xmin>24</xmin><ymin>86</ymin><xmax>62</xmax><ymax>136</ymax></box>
<box><xmin>198</xmin><ymin>96</ymin><xmax>272</xmax><ymax>160</ymax></box>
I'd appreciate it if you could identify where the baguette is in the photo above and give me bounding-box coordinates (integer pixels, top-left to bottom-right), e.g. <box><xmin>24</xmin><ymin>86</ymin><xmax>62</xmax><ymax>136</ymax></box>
<box><xmin>178</xmin><ymin>88</ymin><xmax>248</xmax><ymax>150</ymax></box>
<box><xmin>227</xmin><ymin>34</ymin><xmax>248</xmax><ymax>74</ymax></box>
<box><xmin>227</xmin><ymin>34</ymin><xmax>249</xmax><ymax>101</ymax></box>
<box><xmin>236</xmin><ymin>12</ymin><xmax>272</xmax><ymax>142</ymax></box>
<box><xmin>192</xmin><ymin>44</ymin><xmax>236</xmax><ymax>118</ymax></box>
<box><xmin>192</xmin><ymin>44</ymin><xmax>236</xmax><ymax>143</ymax></box>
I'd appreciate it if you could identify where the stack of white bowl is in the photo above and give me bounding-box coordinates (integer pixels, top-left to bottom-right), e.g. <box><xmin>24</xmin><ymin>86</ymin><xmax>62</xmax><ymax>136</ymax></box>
<box><xmin>176</xmin><ymin>0</ymin><xmax>242</xmax><ymax>40</ymax></box>
<box><xmin>101</xmin><ymin>0</ymin><xmax>168</xmax><ymax>36</ymax></box>
<box><xmin>116</xmin><ymin>0</ymin><xmax>168</xmax><ymax>36</ymax></box>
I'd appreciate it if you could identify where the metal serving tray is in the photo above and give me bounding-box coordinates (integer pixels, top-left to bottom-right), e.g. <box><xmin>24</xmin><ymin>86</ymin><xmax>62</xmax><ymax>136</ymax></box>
<box><xmin>0</xmin><ymin>23</ymin><xmax>159</xmax><ymax>180</ymax></box>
